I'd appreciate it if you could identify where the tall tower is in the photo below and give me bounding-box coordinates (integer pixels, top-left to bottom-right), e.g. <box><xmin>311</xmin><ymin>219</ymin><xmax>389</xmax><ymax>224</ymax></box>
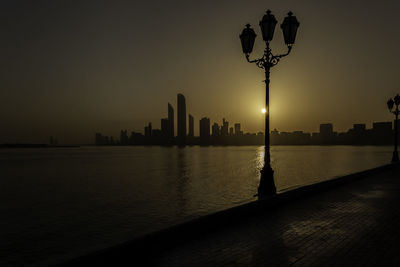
<box><xmin>221</xmin><ymin>118</ymin><xmax>229</xmax><ymax>136</ymax></box>
<box><xmin>168</xmin><ymin>103</ymin><xmax>174</xmax><ymax>138</ymax></box>
<box><xmin>200</xmin><ymin>117</ymin><xmax>210</xmax><ymax>137</ymax></box>
<box><xmin>144</xmin><ymin>122</ymin><xmax>152</xmax><ymax>137</ymax></box>
<box><xmin>188</xmin><ymin>114</ymin><xmax>194</xmax><ymax>137</ymax></box>
<box><xmin>177</xmin><ymin>93</ymin><xmax>186</xmax><ymax>145</ymax></box>
<box><xmin>234</xmin><ymin>123</ymin><xmax>241</xmax><ymax>135</ymax></box>
<box><xmin>161</xmin><ymin>118</ymin><xmax>169</xmax><ymax>137</ymax></box>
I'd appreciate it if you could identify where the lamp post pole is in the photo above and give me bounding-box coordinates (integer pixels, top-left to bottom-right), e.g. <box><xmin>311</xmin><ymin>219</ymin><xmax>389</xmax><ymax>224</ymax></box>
<box><xmin>259</xmin><ymin>42</ymin><xmax>277</xmax><ymax>195</ymax></box>
<box><xmin>394</xmin><ymin>109</ymin><xmax>399</xmax><ymax>162</ymax></box>
<box><xmin>240</xmin><ymin>10</ymin><xmax>299</xmax><ymax>197</ymax></box>
<box><xmin>260</xmin><ymin>48</ymin><xmax>276</xmax><ymax>196</ymax></box>
<box><xmin>387</xmin><ymin>95</ymin><xmax>400</xmax><ymax>162</ymax></box>
<box><xmin>264</xmin><ymin>45</ymin><xmax>271</xmax><ymax>172</ymax></box>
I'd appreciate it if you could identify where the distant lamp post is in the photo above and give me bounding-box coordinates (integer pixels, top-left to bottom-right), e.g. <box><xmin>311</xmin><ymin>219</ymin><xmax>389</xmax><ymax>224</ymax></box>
<box><xmin>387</xmin><ymin>94</ymin><xmax>400</xmax><ymax>162</ymax></box>
<box><xmin>239</xmin><ymin>10</ymin><xmax>300</xmax><ymax>197</ymax></box>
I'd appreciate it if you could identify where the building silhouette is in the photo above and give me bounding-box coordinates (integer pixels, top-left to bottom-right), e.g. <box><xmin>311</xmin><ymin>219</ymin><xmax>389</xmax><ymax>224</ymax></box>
<box><xmin>200</xmin><ymin>117</ymin><xmax>210</xmax><ymax>137</ymax></box>
<box><xmin>221</xmin><ymin>118</ymin><xmax>229</xmax><ymax>136</ymax></box>
<box><xmin>161</xmin><ymin>118</ymin><xmax>169</xmax><ymax>137</ymax></box>
<box><xmin>188</xmin><ymin>114</ymin><xmax>194</xmax><ymax>137</ymax></box>
<box><xmin>144</xmin><ymin>123</ymin><xmax>152</xmax><ymax>137</ymax></box>
<box><xmin>152</xmin><ymin>129</ymin><xmax>162</xmax><ymax>136</ymax></box>
<box><xmin>320</xmin><ymin>123</ymin><xmax>334</xmax><ymax>145</ymax></box>
<box><xmin>95</xmin><ymin>133</ymin><xmax>115</xmax><ymax>145</ymax></box>
<box><xmin>130</xmin><ymin>131</ymin><xmax>144</xmax><ymax>145</ymax></box>
<box><xmin>234</xmin><ymin>123</ymin><xmax>242</xmax><ymax>136</ymax></box>
<box><xmin>120</xmin><ymin>130</ymin><xmax>129</xmax><ymax>145</ymax></box>
<box><xmin>212</xmin><ymin>123</ymin><xmax>220</xmax><ymax>137</ymax></box>
<box><xmin>95</xmin><ymin>133</ymin><xmax>103</xmax><ymax>145</ymax></box>
<box><xmin>347</xmin><ymin>124</ymin><xmax>367</xmax><ymax>145</ymax></box>
<box><xmin>199</xmin><ymin>117</ymin><xmax>210</xmax><ymax>145</ymax></box>
<box><xmin>168</xmin><ymin>103</ymin><xmax>174</xmax><ymax>139</ymax></box>
<box><xmin>177</xmin><ymin>93</ymin><xmax>186</xmax><ymax>146</ymax></box>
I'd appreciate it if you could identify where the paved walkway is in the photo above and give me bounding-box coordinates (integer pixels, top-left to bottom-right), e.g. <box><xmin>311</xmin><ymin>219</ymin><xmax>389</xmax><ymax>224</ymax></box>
<box><xmin>149</xmin><ymin>164</ymin><xmax>400</xmax><ymax>266</ymax></box>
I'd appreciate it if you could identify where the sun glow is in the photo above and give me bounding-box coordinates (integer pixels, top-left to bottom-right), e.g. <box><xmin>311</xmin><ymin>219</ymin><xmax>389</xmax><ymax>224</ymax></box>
<box><xmin>261</xmin><ymin>108</ymin><xmax>266</xmax><ymax>114</ymax></box>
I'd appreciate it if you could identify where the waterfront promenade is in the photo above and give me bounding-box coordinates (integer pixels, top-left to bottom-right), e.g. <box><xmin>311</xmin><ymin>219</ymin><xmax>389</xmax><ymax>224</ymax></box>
<box><xmin>58</xmin><ymin>163</ymin><xmax>400</xmax><ymax>267</ymax></box>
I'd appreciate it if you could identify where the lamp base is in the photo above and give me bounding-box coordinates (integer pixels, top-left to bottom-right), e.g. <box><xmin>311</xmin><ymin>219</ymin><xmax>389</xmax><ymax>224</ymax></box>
<box><xmin>258</xmin><ymin>165</ymin><xmax>277</xmax><ymax>198</ymax></box>
<box><xmin>392</xmin><ymin>151</ymin><xmax>399</xmax><ymax>163</ymax></box>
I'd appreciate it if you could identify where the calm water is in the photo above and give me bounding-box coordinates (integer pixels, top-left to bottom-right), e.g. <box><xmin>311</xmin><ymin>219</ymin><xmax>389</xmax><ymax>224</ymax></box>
<box><xmin>0</xmin><ymin>146</ymin><xmax>393</xmax><ymax>266</ymax></box>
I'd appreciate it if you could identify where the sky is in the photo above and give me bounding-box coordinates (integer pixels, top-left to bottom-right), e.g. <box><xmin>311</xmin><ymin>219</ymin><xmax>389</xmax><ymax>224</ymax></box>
<box><xmin>1</xmin><ymin>0</ymin><xmax>400</xmax><ymax>144</ymax></box>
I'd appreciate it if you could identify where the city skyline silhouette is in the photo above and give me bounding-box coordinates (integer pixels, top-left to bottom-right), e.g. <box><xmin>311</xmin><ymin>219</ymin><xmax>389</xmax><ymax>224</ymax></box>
<box><xmin>93</xmin><ymin>93</ymin><xmax>400</xmax><ymax>147</ymax></box>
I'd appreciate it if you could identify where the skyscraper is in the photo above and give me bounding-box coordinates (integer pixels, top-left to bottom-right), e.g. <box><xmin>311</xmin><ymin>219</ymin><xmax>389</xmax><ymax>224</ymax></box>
<box><xmin>144</xmin><ymin>122</ymin><xmax>152</xmax><ymax>137</ymax></box>
<box><xmin>221</xmin><ymin>118</ymin><xmax>229</xmax><ymax>136</ymax></box>
<box><xmin>168</xmin><ymin>103</ymin><xmax>174</xmax><ymax>138</ymax></box>
<box><xmin>212</xmin><ymin>123</ymin><xmax>220</xmax><ymax>136</ymax></box>
<box><xmin>234</xmin><ymin>123</ymin><xmax>241</xmax><ymax>136</ymax></box>
<box><xmin>177</xmin><ymin>93</ymin><xmax>186</xmax><ymax>145</ymax></box>
<box><xmin>200</xmin><ymin>117</ymin><xmax>210</xmax><ymax>137</ymax></box>
<box><xmin>161</xmin><ymin>118</ymin><xmax>169</xmax><ymax>137</ymax></box>
<box><xmin>188</xmin><ymin>114</ymin><xmax>194</xmax><ymax>137</ymax></box>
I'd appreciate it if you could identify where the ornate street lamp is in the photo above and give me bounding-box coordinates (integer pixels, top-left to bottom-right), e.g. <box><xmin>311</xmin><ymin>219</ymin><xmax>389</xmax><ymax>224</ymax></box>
<box><xmin>239</xmin><ymin>10</ymin><xmax>300</xmax><ymax>197</ymax></box>
<box><xmin>387</xmin><ymin>94</ymin><xmax>400</xmax><ymax>162</ymax></box>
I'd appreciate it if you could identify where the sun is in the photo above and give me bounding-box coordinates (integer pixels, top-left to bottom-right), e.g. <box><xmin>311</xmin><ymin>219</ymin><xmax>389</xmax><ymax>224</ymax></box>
<box><xmin>261</xmin><ymin>108</ymin><xmax>266</xmax><ymax>114</ymax></box>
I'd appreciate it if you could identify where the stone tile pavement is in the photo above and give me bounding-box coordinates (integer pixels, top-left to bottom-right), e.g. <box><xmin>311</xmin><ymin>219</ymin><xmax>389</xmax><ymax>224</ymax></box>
<box><xmin>150</xmin><ymin>164</ymin><xmax>400</xmax><ymax>266</ymax></box>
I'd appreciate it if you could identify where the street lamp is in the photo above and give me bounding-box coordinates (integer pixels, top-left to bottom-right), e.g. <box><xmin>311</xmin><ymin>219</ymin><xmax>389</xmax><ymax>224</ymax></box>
<box><xmin>239</xmin><ymin>10</ymin><xmax>300</xmax><ymax>197</ymax></box>
<box><xmin>387</xmin><ymin>94</ymin><xmax>400</xmax><ymax>162</ymax></box>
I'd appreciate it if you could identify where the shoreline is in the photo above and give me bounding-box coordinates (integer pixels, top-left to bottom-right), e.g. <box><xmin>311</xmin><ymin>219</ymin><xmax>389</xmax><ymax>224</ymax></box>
<box><xmin>0</xmin><ymin>144</ymin><xmax>80</xmax><ymax>149</ymax></box>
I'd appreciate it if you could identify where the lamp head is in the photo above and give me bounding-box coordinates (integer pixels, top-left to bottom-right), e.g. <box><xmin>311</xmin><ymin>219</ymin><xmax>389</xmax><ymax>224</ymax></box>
<box><xmin>388</xmin><ymin>98</ymin><xmax>395</xmax><ymax>111</ymax></box>
<box><xmin>281</xmin><ymin>11</ymin><xmax>300</xmax><ymax>46</ymax></box>
<box><xmin>394</xmin><ymin>94</ymin><xmax>400</xmax><ymax>106</ymax></box>
<box><xmin>259</xmin><ymin>10</ymin><xmax>277</xmax><ymax>42</ymax></box>
<box><xmin>240</xmin><ymin>24</ymin><xmax>257</xmax><ymax>54</ymax></box>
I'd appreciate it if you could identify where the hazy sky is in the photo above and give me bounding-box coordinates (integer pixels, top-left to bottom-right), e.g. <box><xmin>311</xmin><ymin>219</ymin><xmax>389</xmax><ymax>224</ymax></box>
<box><xmin>1</xmin><ymin>0</ymin><xmax>400</xmax><ymax>144</ymax></box>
